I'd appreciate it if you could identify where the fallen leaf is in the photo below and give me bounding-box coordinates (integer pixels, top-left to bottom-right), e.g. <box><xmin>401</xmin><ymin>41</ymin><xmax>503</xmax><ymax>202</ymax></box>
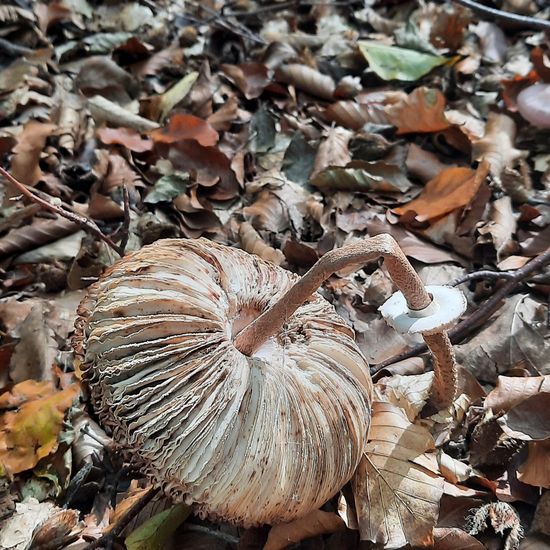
<box><xmin>472</xmin><ymin>113</ymin><xmax>527</xmax><ymax>178</ymax></box>
<box><xmin>238</xmin><ymin>221</ymin><xmax>284</xmax><ymax>265</ymax></box>
<box><xmin>282</xmin><ymin>132</ymin><xmax>317</xmax><ymax>185</ymax></box>
<box><xmin>96</xmin><ymin>127</ymin><xmax>153</xmax><ymax>153</ymax></box>
<box><xmin>276</xmin><ymin>64</ymin><xmax>335</xmax><ymax>101</ymax></box>
<box><xmin>144</xmin><ymin>173</ymin><xmax>189</xmax><ymax>204</ymax></box>
<box><xmin>153</xmin><ymin>71</ymin><xmax>198</xmax><ymax>122</ymax></box>
<box><xmin>9</xmin><ymin>121</ymin><xmax>57</xmax><ymax>186</ymax></box>
<box><xmin>498</xmin><ymin>393</ymin><xmax>550</xmax><ymax>441</ymax></box>
<box><xmin>485</xmin><ymin>376</ymin><xmax>550</xmax><ymax>414</ymax></box>
<box><xmin>321</xmin><ymin>100</ymin><xmax>390</xmax><ymax>130</ymax></box>
<box><xmin>352</xmin><ymin>401</ymin><xmax>444</xmax><ymax>548</ymax></box>
<box><xmin>393</xmin><ymin>163</ymin><xmax>489</xmax><ymax>223</ymax></box>
<box><xmin>476</xmin><ymin>196</ymin><xmax>517</xmax><ymax>261</ymax></box>
<box><xmin>0</xmin><ymin>383</ymin><xmax>80</xmax><ymax>475</ymax></box>
<box><xmin>220</xmin><ymin>62</ymin><xmax>270</xmax><ymax>99</ymax></box>
<box><xmin>358</xmin><ymin>41</ymin><xmax>453</xmax><ymax>81</ymax></box>
<box><xmin>312</xmin><ymin>160</ymin><xmax>412</xmax><ymax>193</ymax></box>
<box><xmin>264</xmin><ymin>510</ymin><xmax>346</xmax><ymax>550</ymax></box>
<box><xmin>433</xmin><ymin>527</ymin><xmax>485</xmax><ymax>549</ymax></box>
<box><xmin>125</xmin><ymin>503</ymin><xmax>191</xmax><ymax>550</ymax></box>
<box><xmin>455</xmin><ymin>294</ymin><xmax>550</xmax><ymax>383</ymax></box>
<box><xmin>518</xmin><ymin>440</ymin><xmax>550</xmax><ymax>489</ymax></box>
<box><xmin>88</xmin><ymin>95</ymin><xmax>159</xmax><ymax>132</ymax></box>
<box><xmin>150</xmin><ymin>113</ymin><xmax>219</xmax><ymax>147</ymax></box>
<box><xmin>386</xmin><ymin>87</ymin><xmax>450</xmax><ymax>134</ymax></box>
<box><xmin>311</xmin><ymin>127</ymin><xmax>352</xmax><ymax>177</ymax></box>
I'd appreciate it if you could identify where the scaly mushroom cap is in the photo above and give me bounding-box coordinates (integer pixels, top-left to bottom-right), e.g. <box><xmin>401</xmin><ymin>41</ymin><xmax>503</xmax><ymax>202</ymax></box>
<box><xmin>74</xmin><ymin>238</ymin><xmax>372</xmax><ymax>525</ymax></box>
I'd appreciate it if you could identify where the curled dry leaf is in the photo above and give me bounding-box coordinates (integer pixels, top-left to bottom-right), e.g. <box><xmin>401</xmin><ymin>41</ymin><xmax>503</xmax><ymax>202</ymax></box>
<box><xmin>386</xmin><ymin>87</ymin><xmax>450</xmax><ymax>135</ymax></box>
<box><xmin>0</xmin><ymin>216</ymin><xmax>78</xmax><ymax>259</ymax></box>
<box><xmin>0</xmin><ymin>382</ymin><xmax>80</xmax><ymax>475</ymax></box>
<box><xmin>88</xmin><ymin>95</ymin><xmax>159</xmax><ymax>132</ymax></box>
<box><xmin>321</xmin><ymin>100</ymin><xmax>390</xmax><ymax>130</ymax></box>
<box><xmin>311</xmin><ymin>127</ymin><xmax>352</xmax><ymax>178</ymax></box>
<box><xmin>476</xmin><ymin>196</ymin><xmax>517</xmax><ymax>261</ymax></box>
<box><xmin>472</xmin><ymin>113</ymin><xmax>527</xmax><ymax>178</ymax></box>
<box><xmin>96</xmin><ymin>127</ymin><xmax>153</xmax><ymax>153</ymax></box>
<box><xmin>518</xmin><ymin>440</ymin><xmax>550</xmax><ymax>489</ymax></box>
<box><xmin>9</xmin><ymin>121</ymin><xmax>57</xmax><ymax>186</ymax></box>
<box><xmin>149</xmin><ymin>113</ymin><xmax>219</xmax><ymax>147</ymax></box>
<box><xmin>393</xmin><ymin>162</ymin><xmax>489</xmax><ymax>223</ymax></box>
<box><xmin>498</xmin><ymin>393</ymin><xmax>550</xmax><ymax>441</ymax></box>
<box><xmin>238</xmin><ymin>221</ymin><xmax>285</xmax><ymax>265</ymax></box>
<box><xmin>242</xmin><ymin>189</ymin><xmax>289</xmax><ymax>233</ymax></box>
<box><xmin>264</xmin><ymin>510</ymin><xmax>346</xmax><ymax>550</ymax></box>
<box><xmin>276</xmin><ymin>64</ymin><xmax>335</xmax><ymax>101</ymax></box>
<box><xmin>206</xmin><ymin>96</ymin><xmax>239</xmax><ymax>132</ymax></box>
<box><xmin>352</xmin><ymin>401</ymin><xmax>444</xmax><ymax>548</ymax></box>
<box><xmin>220</xmin><ymin>62</ymin><xmax>270</xmax><ymax>99</ymax></box>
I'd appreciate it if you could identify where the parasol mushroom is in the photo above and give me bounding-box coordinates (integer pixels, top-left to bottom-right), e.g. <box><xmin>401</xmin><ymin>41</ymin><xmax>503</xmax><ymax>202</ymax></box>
<box><xmin>73</xmin><ymin>234</ymin><xmax>465</xmax><ymax>525</ymax></box>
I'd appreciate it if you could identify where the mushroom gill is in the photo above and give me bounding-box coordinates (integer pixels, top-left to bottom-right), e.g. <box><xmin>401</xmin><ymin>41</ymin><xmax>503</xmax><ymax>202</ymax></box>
<box><xmin>74</xmin><ymin>238</ymin><xmax>372</xmax><ymax>525</ymax></box>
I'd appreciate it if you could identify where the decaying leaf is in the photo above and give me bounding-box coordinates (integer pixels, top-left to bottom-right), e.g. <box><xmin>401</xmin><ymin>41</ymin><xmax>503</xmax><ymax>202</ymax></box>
<box><xmin>472</xmin><ymin>113</ymin><xmax>527</xmax><ymax>178</ymax></box>
<box><xmin>393</xmin><ymin>162</ymin><xmax>489</xmax><ymax>223</ymax></box>
<box><xmin>238</xmin><ymin>221</ymin><xmax>284</xmax><ymax>265</ymax></box>
<box><xmin>276</xmin><ymin>64</ymin><xmax>335</xmax><ymax>101</ymax></box>
<box><xmin>0</xmin><ymin>382</ymin><xmax>80</xmax><ymax>475</ymax></box>
<box><xmin>485</xmin><ymin>375</ymin><xmax>550</xmax><ymax>414</ymax></box>
<box><xmin>311</xmin><ymin>127</ymin><xmax>352</xmax><ymax>178</ymax></box>
<box><xmin>386</xmin><ymin>87</ymin><xmax>450</xmax><ymax>134</ymax></box>
<box><xmin>150</xmin><ymin>113</ymin><xmax>219</xmax><ymax>147</ymax></box>
<box><xmin>352</xmin><ymin>401</ymin><xmax>444</xmax><ymax>548</ymax></box>
<box><xmin>265</xmin><ymin>510</ymin><xmax>346</xmax><ymax>550</ymax></box>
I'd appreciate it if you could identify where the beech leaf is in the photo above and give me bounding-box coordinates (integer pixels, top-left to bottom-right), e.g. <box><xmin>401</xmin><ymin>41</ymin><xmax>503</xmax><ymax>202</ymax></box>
<box><xmin>352</xmin><ymin>401</ymin><xmax>444</xmax><ymax>548</ymax></box>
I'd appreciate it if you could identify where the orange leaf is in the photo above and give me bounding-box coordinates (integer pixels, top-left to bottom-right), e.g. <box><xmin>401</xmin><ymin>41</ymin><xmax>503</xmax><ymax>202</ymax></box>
<box><xmin>393</xmin><ymin>162</ymin><xmax>489</xmax><ymax>222</ymax></box>
<box><xmin>149</xmin><ymin>114</ymin><xmax>219</xmax><ymax>147</ymax></box>
<box><xmin>386</xmin><ymin>87</ymin><xmax>450</xmax><ymax>134</ymax></box>
<box><xmin>96</xmin><ymin>127</ymin><xmax>153</xmax><ymax>153</ymax></box>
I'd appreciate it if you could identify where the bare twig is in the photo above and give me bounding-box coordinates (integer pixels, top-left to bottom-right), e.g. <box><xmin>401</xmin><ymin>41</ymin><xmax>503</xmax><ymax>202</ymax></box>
<box><xmin>81</xmin><ymin>486</ymin><xmax>159</xmax><ymax>550</ymax></box>
<box><xmin>119</xmin><ymin>185</ymin><xmax>131</xmax><ymax>255</ymax></box>
<box><xmin>372</xmin><ymin>246</ymin><xmax>550</xmax><ymax>373</ymax></box>
<box><xmin>453</xmin><ymin>0</ymin><xmax>550</xmax><ymax>31</ymax></box>
<box><xmin>0</xmin><ymin>166</ymin><xmax>124</xmax><ymax>257</ymax></box>
<box><xmin>452</xmin><ymin>269</ymin><xmax>516</xmax><ymax>286</ymax></box>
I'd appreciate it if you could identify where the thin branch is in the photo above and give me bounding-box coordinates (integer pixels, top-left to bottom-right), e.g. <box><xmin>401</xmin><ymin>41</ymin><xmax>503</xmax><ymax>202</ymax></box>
<box><xmin>119</xmin><ymin>185</ymin><xmax>131</xmax><ymax>255</ymax></box>
<box><xmin>452</xmin><ymin>269</ymin><xmax>516</xmax><ymax>286</ymax></box>
<box><xmin>372</xmin><ymin>246</ymin><xmax>550</xmax><ymax>373</ymax></box>
<box><xmin>453</xmin><ymin>0</ymin><xmax>550</xmax><ymax>31</ymax></box>
<box><xmin>0</xmin><ymin>166</ymin><xmax>124</xmax><ymax>257</ymax></box>
<box><xmin>81</xmin><ymin>486</ymin><xmax>159</xmax><ymax>550</ymax></box>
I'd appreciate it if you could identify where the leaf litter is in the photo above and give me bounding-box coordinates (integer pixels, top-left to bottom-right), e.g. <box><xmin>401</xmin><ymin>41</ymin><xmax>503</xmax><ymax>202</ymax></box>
<box><xmin>0</xmin><ymin>0</ymin><xmax>549</xmax><ymax>549</ymax></box>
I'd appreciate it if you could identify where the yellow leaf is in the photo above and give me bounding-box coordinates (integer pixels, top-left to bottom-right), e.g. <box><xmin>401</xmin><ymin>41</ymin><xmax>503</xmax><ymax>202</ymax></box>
<box><xmin>0</xmin><ymin>384</ymin><xmax>80</xmax><ymax>475</ymax></box>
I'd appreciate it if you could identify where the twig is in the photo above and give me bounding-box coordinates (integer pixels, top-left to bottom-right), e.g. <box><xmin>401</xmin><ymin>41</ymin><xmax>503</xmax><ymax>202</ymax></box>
<box><xmin>372</xmin><ymin>246</ymin><xmax>550</xmax><ymax>373</ymax></box>
<box><xmin>0</xmin><ymin>166</ymin><xmax>124</xmax><ymax>257</ymax></box>
<box><xmin>452</xmin><ymin>269</ymin><xmax>516</xmax><ymax>286</ymax></box>
<box><xmin>119</xmin><ymin>185</ymin><xmax>131</xmax><ymax>255</ymax></box>
<box><xmin>81</xmin><ymin>486</ymin><xmax>159</xmax><ymax>550</ymax></box>
<box><xmin>453</xmin><ymin>0</ymin><xmax>550</xmax><ymax>31</ymax></box>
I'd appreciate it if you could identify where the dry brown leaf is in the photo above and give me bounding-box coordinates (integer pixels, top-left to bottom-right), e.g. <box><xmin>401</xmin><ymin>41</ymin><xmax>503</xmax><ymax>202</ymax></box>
<box><xmin>242</xmin><ymin>189</ymin><xmax>288</xmax><ymax>233</ymax></box>
<box><xmin>433</xmin><ymin>527</ymin><xmax>485</xmax><ymax>549</ymax></box>
<box><xmin>386</xmin><ymin>87</ymin><xmax>450</xmax><ymax>135</ymax></box>
<box><xmin>9</xmin><ymin>121</ymin><xmax>57</xmax><ymax>186</ymax></box>
<box><xmin>472</xmin><ymin>113</ymin><xmax>527</xmax><ymax>178</ymax></box>
<box><xmin>406</xmin><ymin>143</ymin><xmax>454</xmax><ymax>183</ymax></box>
<box><xmin>352</xmin><ymin>401</ymin><xmax>444</xmax><ymax>548</ymax></box>
<box><xmin>476</xmin><ymin>196</ymin><xmax>517</xmax><ymax>261</ymax></box>
<box><xmin>88</xmin><ymin>95</ymin><xmax>158</xmax><ymax>132</ymax></box>
<box><xmin>518</xmin><ymin>440</ymin><xmax>550</xmax><ymax>489</ymax></box>
<box><xmin>498</xmin><ymin>393</ymin><xmax>550</xmax><ymax>441</ymax></box>
<box><xmin>206</xmin><ymin>97</ymin><xmax>239</xmax><ymax>132</ymax></box>
<box><xmin>455</xmin><ymin>294</ymin><xmax>550</xmax><ymax>383</ymax></box>
<box><xmin>393</xmin><ymin>162</ymin><xmax>489</xmax><ymax>223</ymax></box>
<box><xmin>96</xmin><ymin>127</ymin><xmax>153</xmax><ymax>153</ymax></box>
<box><xmin>485</xmin><ymin>376</ymin><xmax>550</xmax><ymax>414</ymax></box>
<box><xmin>0</xmin><ymin>216</ymin><xmax>78</xmax><ymax>259</ymax></box>
<box><xmin>220</xmin><ymin>62</ymin><xmax>270</xmax><ymax>99</ymax></box>
<box><xmin>322</xmin><ymin>100</ymin><xmax>389</xmax><ymax>130</ymax></box>
<box><xmin>311</xmin><ymin>127</ymin><xmax>352</xmax><ymax>178</ymax></box>
<box><xmin>34</xmin><ymin>1</ymin><xmax>72</xmax><ymax>33</ymax></box>
<box><xmin>264</xmin><ymin>510</ymin><xmax>346</xmax><ymax>550</ymax></box>
<box><xmin>0</xmin><ymin>383</ymin><xmax>80</xmax><ymax>475</ymax></box>
<box><xmin>150</xmin><ymin>113</ymin><xmax>219</xmax><ymax>147</ymax></box>
<box><xmin>276</xmin><ymin>64</ymin><xmax>335</xmax><ymax>101</ymax></box>
<box><xmin>238</xmin><ymin>221</ymin><xmax>284</xmax><ymax>265</ymax></box>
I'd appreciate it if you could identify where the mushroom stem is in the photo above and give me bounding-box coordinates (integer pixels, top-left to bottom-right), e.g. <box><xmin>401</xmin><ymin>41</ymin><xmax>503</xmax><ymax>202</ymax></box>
<box><xmin>233</xmin><ymin>234</ymin><xmax>459</xmax><ymax>407</ymax></box>
<box><xmin>423</xmin><ymin>332</ymin><xmax>457</xmax><ymax>409</ymax></box>
<box><xmin>234</xmin><ymin>234</ymin><xmax>431</xmax><ymax>352</ymax></box>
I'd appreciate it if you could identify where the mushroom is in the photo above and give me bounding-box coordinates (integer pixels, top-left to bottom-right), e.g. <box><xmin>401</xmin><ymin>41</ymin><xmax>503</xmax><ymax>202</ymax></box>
<box><xmin>73</xmin><ymin>235</ymin><xmax>465</xmax><ymax>525</ymax></box>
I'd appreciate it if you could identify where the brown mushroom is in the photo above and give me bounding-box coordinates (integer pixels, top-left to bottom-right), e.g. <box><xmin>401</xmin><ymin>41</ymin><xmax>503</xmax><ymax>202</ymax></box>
<box><xmin>73</xmin><ymin>235</ymin><xmax>463</xmax><ymax>525</ymax></box>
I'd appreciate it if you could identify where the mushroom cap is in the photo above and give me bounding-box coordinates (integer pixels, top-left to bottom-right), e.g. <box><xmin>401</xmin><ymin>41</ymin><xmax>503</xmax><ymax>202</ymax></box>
<box><xmin>74</xmin><ymin>238</ymin><xmax>372</xmax><ymax>525</ymax></box>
